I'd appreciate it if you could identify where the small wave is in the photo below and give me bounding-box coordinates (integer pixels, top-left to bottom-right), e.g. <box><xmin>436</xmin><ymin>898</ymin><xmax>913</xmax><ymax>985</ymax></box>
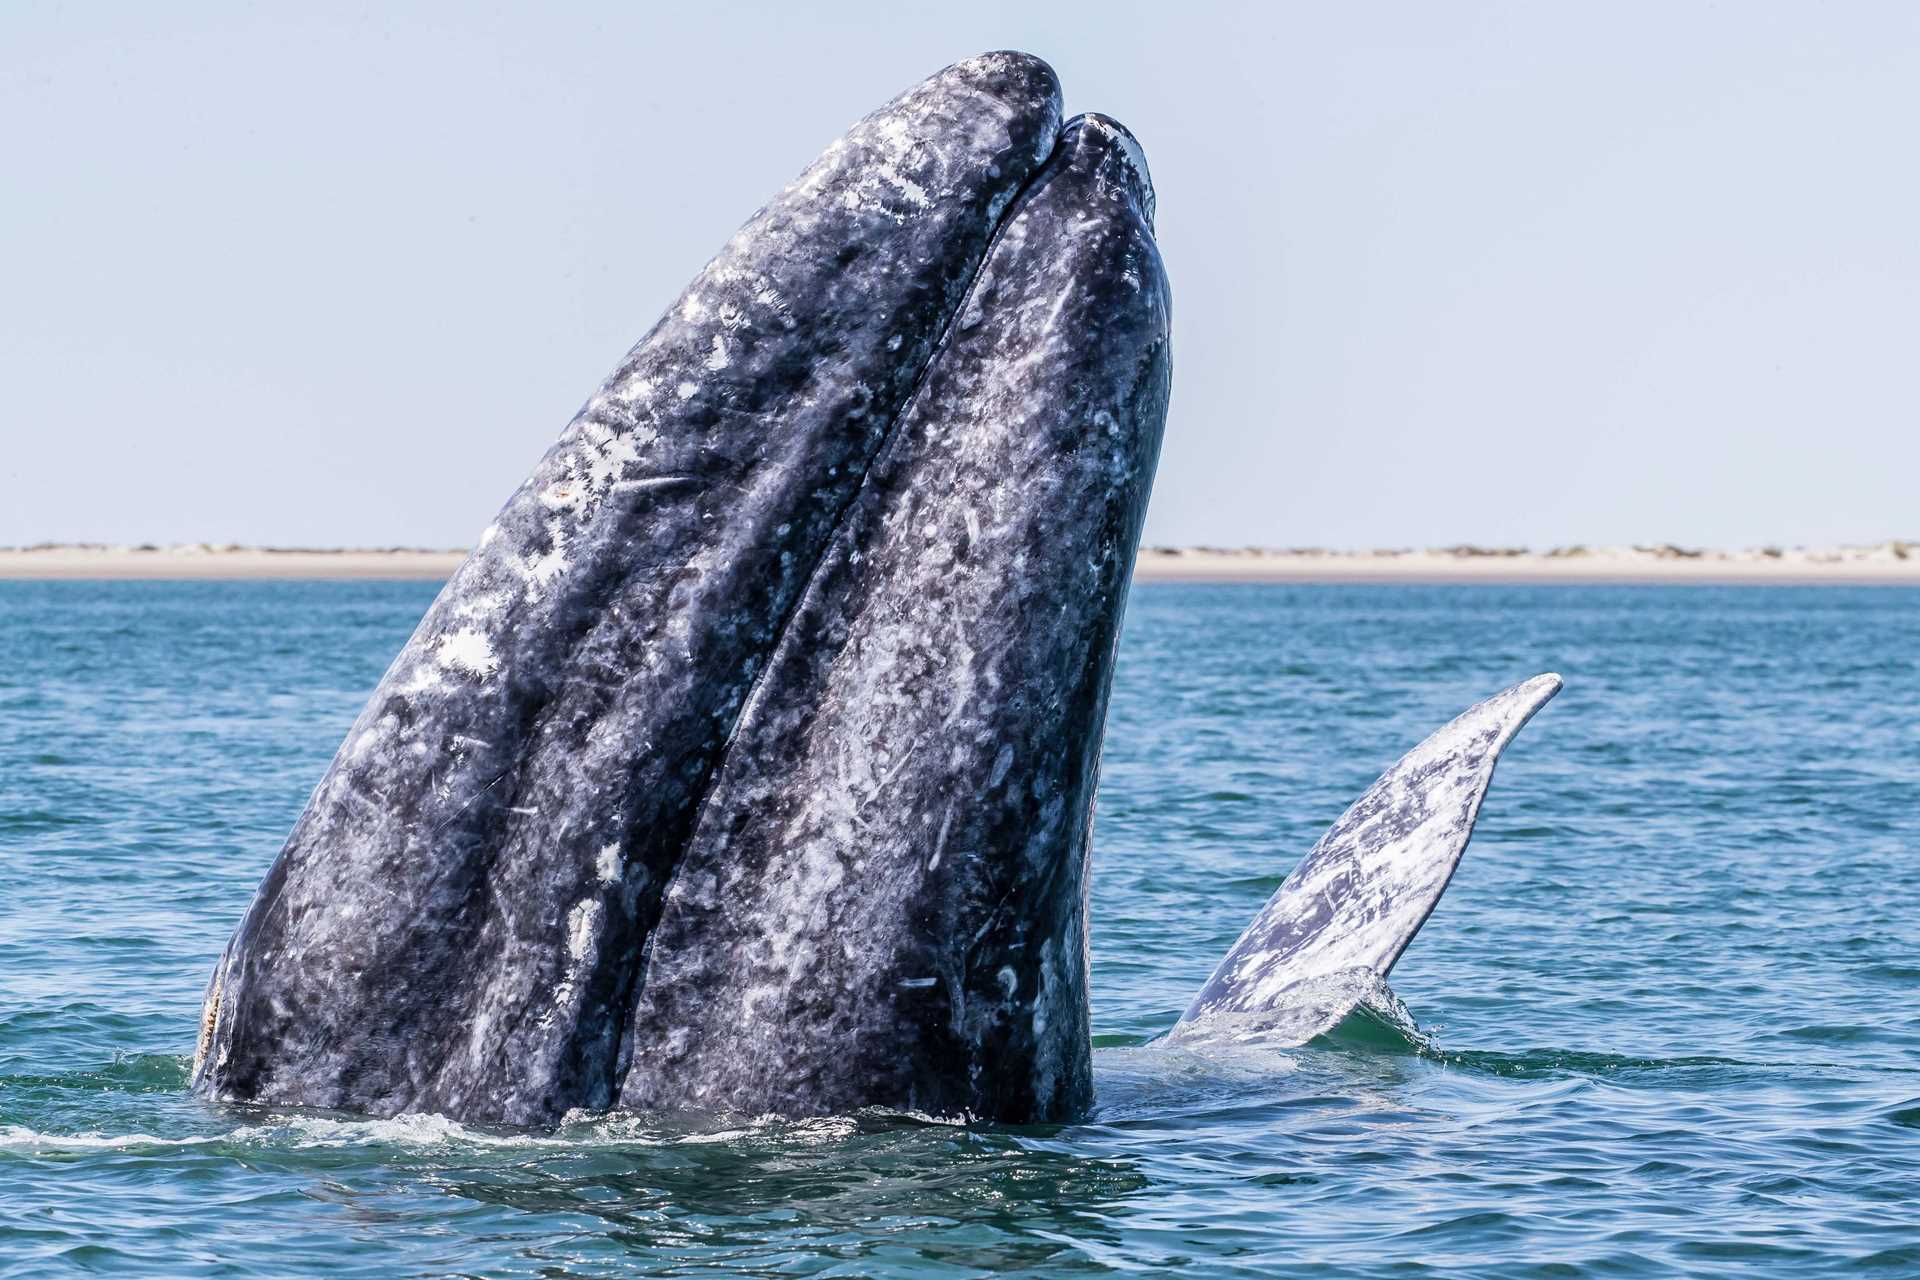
<box><xmin>1858</xmin><ymin>963</ymin><xmax>1920</xmax><ymax>983</ymax></box>
<box><xmin>0</xmin><ymin>1052</ymin><xmax>192</xmax><ymax>1096</ymax></box>
<box><xmin>1161</xmin><ymin>967</ymin><xmax>1432</xmax><ymax>1053</ymax></box>
<box><xmin>233</xmin><ymin>1111</ymin><xmax>569</xmax><ymax>1149</ymax></box>
<box><xmin>1147</xmin><ymin>975</ymin><xmax>1766</xmax><ymax>1084</ymax></box>
<box><xmin>1428</xmin><ymin>1047</ymin><xmax>1754</xmax><ymax>1079</ymax></box>
<box><xmin>0</xmin><ymin>1106</ymin><xmax>866</xmax><ymax>1157</ymax></box>
<box><xmin>1318</xmin><ymin>987</ymin><xmax>1433</xmax><ymax>1053</ymax></box>
<box><xmin>1884</xmin><ymin>1098</ymin><xmax>1920</xmax><ymax>1130</ymax></box>
<box><xmin>1776</xmin><ymin>1023</ymin><xmax>1912</xmax><ymax>1046</ymax></box>
<box><xmin>0</xmin><ymin>1116</ymin><xmax>548</xmax><ymax>1155</ymax></box>
<box><xmin>0</xmin><ymin>1125</ymin><xmax>217</xmax><ymax>1153</ymax></box>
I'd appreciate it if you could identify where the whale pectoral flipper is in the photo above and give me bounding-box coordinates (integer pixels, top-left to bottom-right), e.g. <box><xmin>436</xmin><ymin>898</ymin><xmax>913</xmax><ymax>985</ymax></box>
<box><xmin>1175</xmin><ymin>673</ymin><xmax>1562</xmax><ymax>1033</ymax></box>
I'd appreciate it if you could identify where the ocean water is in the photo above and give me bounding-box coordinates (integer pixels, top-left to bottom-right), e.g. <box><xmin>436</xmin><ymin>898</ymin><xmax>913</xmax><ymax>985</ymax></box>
<box><xmin>1</xmin><ymin>580</ymin><xmax>1916</xmax><ymax>1277</ymax></box>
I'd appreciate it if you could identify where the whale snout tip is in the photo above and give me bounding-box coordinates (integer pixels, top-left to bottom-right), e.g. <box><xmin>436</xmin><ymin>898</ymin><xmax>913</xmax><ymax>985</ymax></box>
<box><xmin>1065</xmin><ymin>112</ymin><xmax>1156</xmax><ymax>225</ymax></box>
<box><xmin>946</xmin><ymin>50</ymin><xmax>1061</xmax><ymax>108</ymax></box>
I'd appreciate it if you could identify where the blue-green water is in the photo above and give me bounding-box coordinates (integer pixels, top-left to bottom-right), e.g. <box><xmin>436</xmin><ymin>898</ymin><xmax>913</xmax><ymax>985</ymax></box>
<box><xmin>2</xmin><ymin>581</ymin><xmax>1916</xmax><ymax>1277</ymax></box>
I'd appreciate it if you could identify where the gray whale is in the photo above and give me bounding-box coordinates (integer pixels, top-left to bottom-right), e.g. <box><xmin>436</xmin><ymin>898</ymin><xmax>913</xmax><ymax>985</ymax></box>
<box><xmin>194</xmin><ymin>52</ymin><xmax>1165</xmax><ymax>1126</ymax></box>
<box><xmin>193</xmin><ymin>50</ymin><xmax>1556</xmax><ymax>1127</ymax></box>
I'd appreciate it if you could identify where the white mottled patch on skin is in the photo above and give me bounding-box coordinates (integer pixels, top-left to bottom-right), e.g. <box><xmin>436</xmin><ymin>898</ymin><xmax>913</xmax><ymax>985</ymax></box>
<box><xmin>545</xmin><ymin>898</ymin><xmax>605</xmax><ymax>1022</ymax></box>
<box><xmin>596</xmin><ymin>844</ymin><xmax>623</xmax><ymax>885</ymax></box>
<box><xmin>515</xmin><ymin>533</ymin><xmax>571</xmax><ymax>592</ymax></box>
<box><xmin>875</xmin><ymin>114</ymin><xmax>915</xmax><ymax>149</ymax></box>
<box><xmin>1031</xmin><ymin>948</ymin><xmax>1054</xmax><ymax>1039</ymax></box>
<box><xmin>705</xmin><ymin>334</ymin><xmax>730</xmax><ymax>371</ymax></box>
<box><xmin>676</xmin><ymin>381</ymin><xmax>698</xmax><ymax>400</ymax></box>
<box><xmin>452</xmin><ymin>591</ymin><xmax>509</xmax><ymax>622</ymax></box>
<box><xmin>435</xmin><ymin>628</ymin><xmax>500</xmax><ymax>679</ymax></box>
<box><xmin>347</xmin><ymin>713</ymin><xmax>399</xmax><ymax>761</ymax></box>
<box><xmin>577</xmin><ymin>423</ymin><xmax>660</xmax><ymax>502</ymax></box>
<box><xmin>538</xmin><ymin>483</ymin><xmax>581</xmax><ymax>511</ymax></box>
<box><xmin>464</xmin><ymin>1006</ymin><xmax>496</xmax><ymax>1066</ymax></box>
<box><xmin>876</xmin><ymin>163</ymin><xmax>932</xmax><ymax>209</ymax></box>
<box><xmin>824</xmin><ymin>114</ymin><xmax>942</xmax><ymax>221</ymax></box>
<box><xmin>568</xmin><ymin>900</ymin><xmax>602</xmax><ymax>962</ymax></box>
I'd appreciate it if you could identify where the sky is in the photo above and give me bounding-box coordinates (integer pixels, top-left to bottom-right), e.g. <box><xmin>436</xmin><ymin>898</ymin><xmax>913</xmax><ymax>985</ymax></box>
<box><xmin>4</xmin><ymin>1</ymin><xmax>1916</xmax><ymax>551</ymax></box>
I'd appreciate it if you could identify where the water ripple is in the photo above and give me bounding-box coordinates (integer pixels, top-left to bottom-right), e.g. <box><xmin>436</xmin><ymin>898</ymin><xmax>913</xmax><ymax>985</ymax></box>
<box><xmin>2</xmin><ymin>581</ymin><xmax>1917</xmax><ymax>1276</ymax></box>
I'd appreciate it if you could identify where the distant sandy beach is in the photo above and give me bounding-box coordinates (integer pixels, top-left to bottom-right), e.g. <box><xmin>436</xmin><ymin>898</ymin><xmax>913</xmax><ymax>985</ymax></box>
<box><xmin>1133</xmin><ymin>542</ymin><xmax>1920</xmax><ymax>585</ymax></box>
<box><xmin>0</xmin><ymin>545</ymin><xmax>468</xmax><ymax>580</ymax></box>
<box><xmin>3</xmin><ymin>542</ymin><xmax>1918</xmax><ymax>584</ymax></box>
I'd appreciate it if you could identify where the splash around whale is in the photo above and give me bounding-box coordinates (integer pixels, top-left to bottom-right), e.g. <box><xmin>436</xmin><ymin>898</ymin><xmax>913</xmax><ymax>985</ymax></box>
<box><xmin>190</xmin><ymin>51</ymin><xmax>1561</xmax><ymax>1128</ymax></box>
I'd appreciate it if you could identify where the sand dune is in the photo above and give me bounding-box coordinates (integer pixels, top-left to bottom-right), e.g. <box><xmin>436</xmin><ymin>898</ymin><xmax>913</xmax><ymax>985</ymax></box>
<box><xmin>2</xmin><ymin>541</ymin><xmax>1917</xmax><ymax>583</ymax></box>
<box><xmin>0</xmin><ymin>544</ymin><xmax>465</xmax><ymax>580</ymax></box>
<box><xmin>1134</xmin><ymin>542</ymin><xmax>1920</xmax><ymax>583</ymax></box>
